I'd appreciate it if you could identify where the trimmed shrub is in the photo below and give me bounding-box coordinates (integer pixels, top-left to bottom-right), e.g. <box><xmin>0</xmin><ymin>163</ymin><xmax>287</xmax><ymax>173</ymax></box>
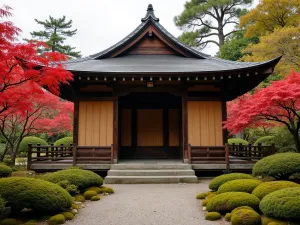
<box><xmin>196</xmin><ymin>192</ymin><xmax>207</xmax><ymax>199</ymax></box>
<box><xmin>218</xmin><ymin>179</ymin><xmax>262</xmax><ymax>194</ymax></box>
<box><xmin>0</xmin><ymin>164</ymin><xmax>12</xmax><ymax>178</ymax></box>
<box><xmin>209</xmin><ymin>173</ymin><xmax>253</xmax><ymax>191</ymax></box>
<box><xmin>0</xmin><ymin>219</ymin><xmax>17</xmax><ymax>225</ymax></box>
<box><xmin>231</xmin><ymin>209</ymin><xmax>261</xmax><ymax>225</ymax></box>
<box><xmin>48</xmin><ymin>214</ymin><xmax>65</xmax><ymax>225</ymax></box>
<box><xmin>86</xmin><ymin>186</ymin><xmax>101</xmax><ymax>194</ymax></box>
<box><xmin>61</xmin><ymin>212</ymin><xmax>74</xmax><ymax>220</ymax></box>
<box><xmin>225</xmin><ymin>213</ymin><xmax>232</xmax><ymax>222</ymax></box>
<box><xmin>231</xmin><ymin>206</ymin><xmax>255</xmax><ymax>214</ymax></box>
<box><xmin>228</xmin><ymin>138</ymin><xmax>249</xmax><ymax>145</ymax></box>
<box><xmin>206</xmin><ymin>192</ymin><xmax>260</xmax><ymax>213</ymax></box>
<box><xmin>262</xmin><ymin>217</ymin><xmax>288</xmax><ymax>225</ymax></box>
<box><xmin>19</xmin><ymin>136</ymin><xmax>48</xmax><ymax>153</ymax></box>
<box><xmin>206</xmin><ymin>193</ymin><xmax>216</xmax><ymax>199</ymax></box>
<box><xmin>57</xmin><ymin>180</ymin><xmax>79</xmax><ymax>196</ymax></box>
<box><xmin>260</xmin><ymin>187</ymin><xmax>300</xmax><ymax>220</ymax></box>
<box><xmin>205</xmin><ymin>212</ymin><xmax>221</xmax><ymax>221</ymax></box>
<box><xmin>42</xmin><ymin>169</ymin><xmax>103</xmax><ymax>189</ymax></box>
<box><xmin>83</xmin><ymin>191</ymin><xmax>97</xmax><ymax>200</ymax></box>
<box><xmin>201</xmin><ymin>199</ymin><xmax>209</xmax><ymax>206</ymax></box>
<box><xmin>91</xmin><ymin>196</ymin><xmax>100</xmax><ymax>201</ymax></box>
<box><xmin>74</xmin><ymin>194</ymin><xmax>85</xmax><ymax>202</ymax></box>
<box><xmin>0</xmin><ymin>196</ymin><xmax>6</xmax><ymax>214</ymax></box>
<box><xmin>254</xmin><ymin>136</ymin><xmax>274</xmax><ymax>146</ymax></box>
<box><xmin>54</xmin><ymin>137</ymin><xmax>73</xmax><ymax>147</ymax></box>
<box><xmin>253</xmin><ymin>153</ymin><xmax>300</xmax><ymax>180</ymax></box>
<box><xmin>252</xmin><ymin>181</ymin><xmax>300</xmax><ymax>200</ymax></box>
<box><xmin>99</xmin><ymin>186</ymin><xmax>114</xmax><ymax>194</ymax></box>
<box><xmin>0</xmin><ymin>177</ymin><xmax>73</xmax><ymax>213</ymax></box>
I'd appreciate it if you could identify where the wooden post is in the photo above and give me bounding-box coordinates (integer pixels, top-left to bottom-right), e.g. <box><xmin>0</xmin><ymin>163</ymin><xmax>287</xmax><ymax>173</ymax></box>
<box><xmin>224</xmin><ymin>144</ymin><xmax>231</xmax><ymax>174</ymax></box>
<box><xmin>60</xmin><ymin>144</ymin><xmax>64</xmax><ymax>157</ymax></box>
<box><xmin>188</xmin><ymin>144</ymin><xmax>191</xmax><ymax>164</ymax></box>
<box><xmin>27</xmin><ymin>143</ymin><xmax>32</xmax><ymax>170</ymax></box>
<box><xmin>72</xmin><ymin>144</ymin><xmax>77</xmax><ymax>166</ymax></box>
<box><xmin>37</xmin><ymin>143</ymin><xmax>41</xmax><ymax>161</ymax></box>
<box><xmin>50</xmin><ymin>144</ymin><xmax>54</xmax><ymax>160</ymax></box>
<box><xmin>111</xmin><ymin>144</ymin><xmax>114</xmax><ymax>164</ymax></box>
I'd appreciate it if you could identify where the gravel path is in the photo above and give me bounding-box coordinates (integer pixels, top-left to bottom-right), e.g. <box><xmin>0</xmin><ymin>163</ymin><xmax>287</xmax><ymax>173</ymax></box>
<box><xmin>66</xmin><ymin>179</ymin><xmax>226</xmax><ymax>225</ymax></box>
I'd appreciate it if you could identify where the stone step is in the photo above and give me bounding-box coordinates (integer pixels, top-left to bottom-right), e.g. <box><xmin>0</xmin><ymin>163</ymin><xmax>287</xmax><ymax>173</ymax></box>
<box><xmin>107</xmin><ymin>169</ymin><xmax>195</xmax><ymax>176</ymax></box>
<box><xmin>105</xmin><ymin>175</ymin><xmax>198</xmax><ymax>184</ymax></box>
<box><xmin>110</xmin><ymin>164</ymin><xmax>192</xmax><ymax>170</ymax></box>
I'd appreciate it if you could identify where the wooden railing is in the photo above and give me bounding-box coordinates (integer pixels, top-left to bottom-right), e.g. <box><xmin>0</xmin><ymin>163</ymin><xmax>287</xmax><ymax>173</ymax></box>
<box><xmin>27</xmin><ymin>144</ymin><xmax>113</xmax><ymax>170</ymax></box>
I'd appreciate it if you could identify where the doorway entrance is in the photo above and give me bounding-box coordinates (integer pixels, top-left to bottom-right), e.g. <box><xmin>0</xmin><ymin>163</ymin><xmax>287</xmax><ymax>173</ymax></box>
<box><xmin>118</xmin><ymin>93</ymin><xmax>182</xmax><ymax>159</ymax></box>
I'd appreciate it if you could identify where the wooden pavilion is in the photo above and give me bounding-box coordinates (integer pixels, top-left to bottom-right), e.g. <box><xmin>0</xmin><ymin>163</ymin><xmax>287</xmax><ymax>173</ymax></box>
<box><xmin>28</xmin><ymin>4</ymin><xmax>279</xmax><ymax>173</ymax></box>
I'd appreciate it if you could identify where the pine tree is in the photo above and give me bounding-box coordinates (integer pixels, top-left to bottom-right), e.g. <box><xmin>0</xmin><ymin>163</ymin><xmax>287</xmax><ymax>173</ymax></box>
<box><xmin>27</xmin><ymin>16</ymin><xmax>81</xmax><ymax>58</ymax></box>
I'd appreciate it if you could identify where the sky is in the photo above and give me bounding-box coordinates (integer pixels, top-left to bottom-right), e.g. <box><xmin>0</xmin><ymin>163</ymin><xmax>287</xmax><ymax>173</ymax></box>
<box><xmin>2</xmin><ymin>0</ymin><xmax>258</xmax><ymax>57</ymax></box>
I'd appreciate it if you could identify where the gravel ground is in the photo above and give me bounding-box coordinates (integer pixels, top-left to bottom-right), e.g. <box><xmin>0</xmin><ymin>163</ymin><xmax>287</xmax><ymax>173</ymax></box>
<box><xmin>66</xmin><ymin>179</ymin><xmax>226</xmax><ymax>225</ymax></box>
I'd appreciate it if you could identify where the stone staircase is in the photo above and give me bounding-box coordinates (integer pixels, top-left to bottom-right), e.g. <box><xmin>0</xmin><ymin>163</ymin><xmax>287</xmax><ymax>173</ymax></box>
<box><xmin>105</xmin><ymin>163</ymin><xmax>198</xmax><ymax>184</ymax></box>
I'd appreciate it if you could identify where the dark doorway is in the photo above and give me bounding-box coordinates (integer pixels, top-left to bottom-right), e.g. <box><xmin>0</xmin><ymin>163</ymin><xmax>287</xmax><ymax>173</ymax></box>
<box><xmin>118</xmin><ymin>92</ymin><xmax>182</xmax><ymax>159</ymax></box>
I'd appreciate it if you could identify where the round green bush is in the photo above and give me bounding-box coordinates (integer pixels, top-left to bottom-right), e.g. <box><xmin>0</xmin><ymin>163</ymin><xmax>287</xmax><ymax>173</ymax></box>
<box><xmin>0</xmin><ymin>218</ymin><xmax>17</xmax><ymax>225</ymax></box>
<box><xmin>260</xmin><ymin>187</ymin><xmax>300</xmax><ymax>220</ymax></box>
<box><xmin>225</xmin><ymin>213</ymin><xmax>232</xmax><ymax>222</ymax></box>
<box><xmin>228</xmin><ymin>138</ymin><xmax>249</xmax><ymax>145</ymax></box>
<box><xmin>253</xmin><ymin>153</ymin><xmax>300</xmax><ymax>180</ymax></box>
<box><xmin>252</xmin><ymin>181</ymin><xmax>300</xmax><ymax>200</ymax></box>
<box><xmin>42</xmin><ymin>169</ymin><xmax>103</xmax><ymax>189</ymax></box>
<box><xmin>231</xmin><ymin>209</ymin><xmax>261</xmax><ymax>225</ymax></box>
<box><xmin>196</xmin><ymin>192</ymin><xmax>207</xmax><ymax>199</ymax></box>
<box><xmin>205</xmin><ymin>212</ymin><xmax>221</xmax><ymax>221</ymax></box>
<box><xmin>91</xmin><ymin>196</ymin><xmax>100</xmax><ymax>201</ymax></box>
<box><xmin>262</xmin><ymin>217</ymin><xmax>288</xmax><ymax>225</ymax></box>
<box><xmin>74</xmin><ymin>194</ymin><xmax>85</xmax><ymax>202</ymax></box>
<box><xmin>48</xmin><ymin>214</ymin><xmax>65</xmax><ymax>225</ymax></box>
<box><xmin>206</xmin><ymin>192</ymin><xmax>260</xmax><ymax>213</ymax></box>
<box><xmin>99</xmin><ymin>186</ymin><xmax>114</xmax><ymax>194</ymax></box>
<box><xmin>0</xmin><ymin>177</ymin><xmax>73</xmax><ymax>213</ymax></box>
<box><xmin>61</xmin><ymin>212</ymin><xmax>74</xmax><ymax>220</ymax></box>
<box><xmin>254</xmin><ymin>136</ymin><xmax>275</xmax><ymax>146</ymax></box>
<box><xmin>231</xmin><ymin>206</ymin><xmax>255</xmax><ymax>214</ymax></box>
<box><xmin>0</xmin><ymin>164</ymin><xmax>13</xmax><ymax>178</ymax></box>
<box><xmin>83</xmin><ymin>191</ymin><xmax>97</xmax><ymax>200</ymax></box>
<box><xmin>19</xmin><ymin>136</ymin><xmax>48</xmax><ymax>153</ymax></box>
<box><xmin>54</xmin><ymin>137</ymin><xmax>73</xmax><ymax>147</ymax></box>
<box><xmin>218</xmin><ymin>179</ymin><xmax>262</xmax><ymax>194</ymax></box>
<box><xmin>209</xmin><ymin>173</ymin><xmax>253</xmax><ymax>191</ymax></box>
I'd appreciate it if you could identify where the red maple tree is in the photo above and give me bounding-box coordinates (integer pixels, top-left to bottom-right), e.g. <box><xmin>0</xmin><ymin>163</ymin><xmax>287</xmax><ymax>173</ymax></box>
<box><xmin>224</xmin><ymin>70</ymin><xmax>300</xmax><ymax>152</ymax></box>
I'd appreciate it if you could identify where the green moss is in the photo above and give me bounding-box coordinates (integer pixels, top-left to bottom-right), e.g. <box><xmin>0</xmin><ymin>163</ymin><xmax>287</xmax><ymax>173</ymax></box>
<box><xmin>254</xmin><ymin>136</ymin><xmax>274</xmax><ymax>146</ymax></box>
<box><xmin>228</xmin><ymin>138</ymin><xmax>249</xmax><ymax>145</ymax></box>
<box><xmin>48</xmin><ymin>214</ymin><xmax>65</xmax><ymax>225</ymax></box>
<box><xmin>205</xmin><ymin>212</ymin><xmax>221</xmax><ymax>221</ymax></box>
<box><xmin>196</xmin><ymin>192</ymin><xmax>207</xmax><ymax>199</ymax></box>
<box><xmin>268</xmin><ymin>222</ymin><xmax>289</xmax><ymax>225</ymax></box>
<box><xmin>74</xmin><ymin>194</ymin><xmax>85</xmax><ymax>202</ymax></box>
<box><xmin>209</xmin><ymin>173</ymin><xmax>253</xmax><ymax>191</ymax></box>
<box><xmin>0</xmin><ymin>177</ymin><xmax>72</xmax><ymax>213</ymax></box>
<box><xmin>231</xmin><ymin>206</ymin><xmax>255</xmax><ymax>214</ymax></box>
<box><xmin>225</xmin><ymin>213</ymin><xmax>232</xmax><ymax>222</ymax></box>
<box><xmin>252</xmin><ymin>181</ymin><xmax>300</xmax><ymax>200</ymax></box>
<box><xmin>86</xmin><ymin>186</ymin><xmax>101</xmax><ymax>194</ymax></box>
<box><xmin>0</xmin><ymin>219</ymin><xmax>17</xmax><ymax>225</ymax></box>
<box><xmin>57</xmin><ymin>180</ymin><xmax>78</xmax><ymax>196</ymax></box>
<box><xmin>90</xmin><ymin>196</ymin><xmax>100</xmax><ymax>201</ymax></box>
<box><xmin>201</xmin><ymin>199</ymin><xmax>209</xmax><ymax>206</ymax></box>
<box><xmin>54</xmin><ymin>137</ymin><xmax>73</xmax><ymax>147</ymax></box>
<box><xmin>218</xmin><ymin>179</ymin><xmax>262</xmax><ymax>194</ymax></box>
<box><xmin>72</xmin><ymin>204</ymin><xmax>79</xmax><ymax>210</ymax></box>
<box><xmin>83</xmin><ymin>191</ymin><xmax>97</xmax><ymax>200</ymax></box>
<box><xmin>262</xmin><ymin>217</ymin><xmax>288</xmax><ymax>225</ymax></box>
<box><xmin>260</xmin><ymin>187</ymin><xmax>300</xmax><ymax>220</ymax></box>
<box><xmin>0</xmin><ymin>164</ymin><xmax>12</xmax><ymax>178</ymax></box>
<box><xmin>99</xmin><ymin>186</ymin><xmax>114</xmax><ymax>194</ymax></box>
<box><xmin>206</xmin><ymin>192</ymin><xmax>260</xmax><ymax>213</ymax></box>
<box><xmin>61</xmin><ymin>212</ymin><xmax>74</xmax><ymax>220</ymax></box>
<box><xmin>206</xmin><ymin>193</ymin><xmax>216</xmax><ymax>199</ymax></box>
<box><xmin>231</xmin><ymin>209</ymin><xmax>261</xmax><ymax>225</ymax></box>
<box><xmin>19</xmin><ymin>136</ymin><xmax>48</xmax><ymax>153</ymax></box>
<box><xmin>42</xmin><ymin>169</ymin><xmax>103</xmax><ymax>189</ymax></box>
<box><xmin>253</xmin><ymin>153</ymin><xmax>300</xmax><ymax>180</ymax></box>
<box><xmin>23</xmin><ymin>220</ymin><xmax>38</xmax><ymax>225</ymax></box>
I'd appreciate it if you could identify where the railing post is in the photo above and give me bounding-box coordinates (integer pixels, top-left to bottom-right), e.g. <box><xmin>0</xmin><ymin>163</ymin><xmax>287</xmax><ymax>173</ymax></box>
<box><xmin>27</xmin><ymin>143</ymin><xmax>32</xmax><ymax>170</ymax></box>
<box><xmin>59</xmin><ymin>144</ymin><xmax>63</xmax><ymax>157</ymax></box>
<box><xmin>188</xmin><ymin>144</ymin><xmax>191</xmax><ymax>164</ymax></box>
<box><xmin>224</xmin><ymin>144</ymin><xmax>231</xmax><ymax>174</ymax></box>
<box><xmin>37</xmin><ymin>143</ymin><xmax>41</xmax><ymax>161</ymax></box>
<box><xmin>72</xmin><ymin>144</ymin><xmax>77</xmax><ymax>166</ymax></box>
<box><xmin>50</xmin><ymin>144</ymin><xmax>54</xmax><ymax>160</ymax></box>
<box><xmin>258</xmin><ymin>143</ymin><xmax>262</xmax><ymax>157</ymax></box>
<box><xmin>111</xmin><ymin>144</ymin><xmax>114</xmax><ymax>164</ymax></box>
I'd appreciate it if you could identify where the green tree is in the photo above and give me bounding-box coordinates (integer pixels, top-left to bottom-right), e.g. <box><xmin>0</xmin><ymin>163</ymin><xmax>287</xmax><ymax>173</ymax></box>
<box><xmin>174</xmin><ymin>0</ymin><xmax>252</xmax><ymax>49</ymax></box>
<box><xmin>28</xmin><ymin>16</ymin><xmax>81</xmax><ymax>58</ymax></box>
<box><xmin>216</xmin><ymin>30</ymin><xmax>258</xmax><ymax>61</ymax></box>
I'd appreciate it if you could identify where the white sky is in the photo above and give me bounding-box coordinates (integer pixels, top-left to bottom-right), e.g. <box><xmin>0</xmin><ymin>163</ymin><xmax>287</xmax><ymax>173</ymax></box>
<box><xmin>2</xmin><ymin>0</ymin><xmax>258</xmax><ymax>57</ymax></box>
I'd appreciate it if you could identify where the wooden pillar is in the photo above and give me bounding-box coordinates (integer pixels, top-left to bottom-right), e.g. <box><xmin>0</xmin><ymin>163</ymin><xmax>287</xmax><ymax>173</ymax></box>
<box><xmin>73</xmin><ymin>90</ymin><xmax>80</xmax><ymax>145</ymax></box>
<box><xmin>113</xmin><ymin>95</ymin><xmax>119</xmax><ymax>163</ymax></box>
<box><xmin>182</xmin><ymin>94</ymin><xmax>188</xmax><ymax>163</ymax></box>
<box><xmin>222</xmin><ymin>100</ymin><xmax>228</xmax><ymax>144</ymax></box>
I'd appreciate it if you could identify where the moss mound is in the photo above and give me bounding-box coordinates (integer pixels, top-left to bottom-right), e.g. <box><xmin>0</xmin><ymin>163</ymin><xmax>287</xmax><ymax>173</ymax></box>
<box><xmin>83</xmin><ymin>191</ymin><xmax>97</xmax><ymax>200</ymax></box>
<box><xmin>24</xmin><ymin>220</ymin><xmax>38</xmax><ymax>225</ymax></box>
<box><xmin>206</xmin><ymin>192</ymin><xmax>260</xmax><ymax>213</ymax></box>
<box><xmin>61</xmin><ymin>212</ymin><xmax>74</xmax><ymax>220</ymax></box>
<box><xmin>86</xmin><ymin>186</ymin><xmax>101</xmax><ymax>194</ymax></box>
<box><xmin>231</xmin><ymin>206</ymin><xmax>255</xmax><ymax>214</ymax></box>
<box><xmin>72</xmin><ymin>203</ymin><xmax>79</xmax><ymax>210</ymax></box>
<box><xmin>201</xmin><ymin>199</ymin><xmax>209</xmax><ymax>206</ymax></box>
<box><xmin>205</xmin><ymin>212</ymin><xmax>221</xmax><ymax>221</ymax></box>
<box><xmin>268</xmin><ymin>222</ymin><xmax>289</xmax><ymax>225</ymax></box>
<box><xmin>74</xmin><ymin>194</ymin><xmax>85</xmax><ymax>202</ymax></box>
<box><xmin>260</xmin><ymin>187</ymin><xmax>300</xmax><ymax>220</ymax></box>
<box><xmin>262</xmin><ymin>217</ymin><xmax>288</xmax><ymax>225</ymax></box>
<box><xmin>19</xmin><ymin>136</ymin><xmax>48</xmax><ymax>153</ymax></box>
<box><xmin>0</xmin><ymin>164</ymin><xmax>12</xmax><ymax>178</ymax></box>
<box><xmin>225</xmin><ymin>213</ymin><xmax>232</xmax><ymax>222</ymax></box>
<box><xmin>196</xmin><ymin>192</ymin><xmax>207</xmax><ymax>199</ymax></box>
<box><xmin>0</xmin><ymin>177</ymin><xmax>72</xmax><ymax>213</ymax></box>
<box><xmin>0</xmin><ymin>219</ymin><xmax>17</xmax><ymax>225</ymax></box>
<box><xmin>252</xmin><ymin>181</ymin><xmax>300</xmax><ymax>200</ymax></box>
<box><xmin>54</xmin><ymin>137</ymin><xmax>73</xmax><ymax>147</ymax></box>
<box><xmin>218</xmin><ymin>179</ymin><xmax>262</xmax><ymax>194</ymax></box>
<box><xmin>91</xmin><ymin>196</ymin><xmax>100</xmax><ymax>201</ymax></box>
<box><xmin>209</xmin><ymin>173</ymin><xmax>253</xmax><ymax>191</ymax></box>
<box><xmin>228</xmin><ymin>138</ymin><xmax>249</xmax><ymax>145</ymax></box>
<box><xmin>254</xmin><ymin>136</ymin><xmax>275</xmax><ymax>146</ymax></box>
<box><xmin>231</xmin><ymin>209</ymin><xmax>261</xmax><ymax>225</ymax></box>
<box><xmin>42</xmin><ymin>169</ymin><xmax>103</xmax><ymax>189</ymax></box>
<box><xmin>99</xmin><ymin>186</ymin><xmax>114</xmax><ymax>194</ymax></box>
<box><xmin>48</xmin><ymin>214</ymin><xmax>65</xmax><ymax>225</ymax></box>
<box><xmin>253</xmin><ymin>153</ymin><xmax>300</xmax><ymax>180</ymax></box>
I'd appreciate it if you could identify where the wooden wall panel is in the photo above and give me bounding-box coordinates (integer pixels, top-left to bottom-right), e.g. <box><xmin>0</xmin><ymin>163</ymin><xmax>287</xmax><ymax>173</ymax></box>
<box><xmin>187</xmin><ymin>101</ymin><xmax>223</xmax><ymax>146</ymax></box>
<box><xmin>78</xmin><ymin>101</ymin><xmax>113</xmax><ymax>146</ymax></box>
<box><xmin>121</xmin><ymin>109</ymin><xmax>132</xmax><ymax>146</ymax></box>
<box><xmin>169</xmin><ymin>109</ymin><xmax>179</xmax><ymax>146</ymax></box>
<box><xmin>137</xmin><ymin>109</ymin><xmax>163</xmax><ymax>146</ymax></box>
